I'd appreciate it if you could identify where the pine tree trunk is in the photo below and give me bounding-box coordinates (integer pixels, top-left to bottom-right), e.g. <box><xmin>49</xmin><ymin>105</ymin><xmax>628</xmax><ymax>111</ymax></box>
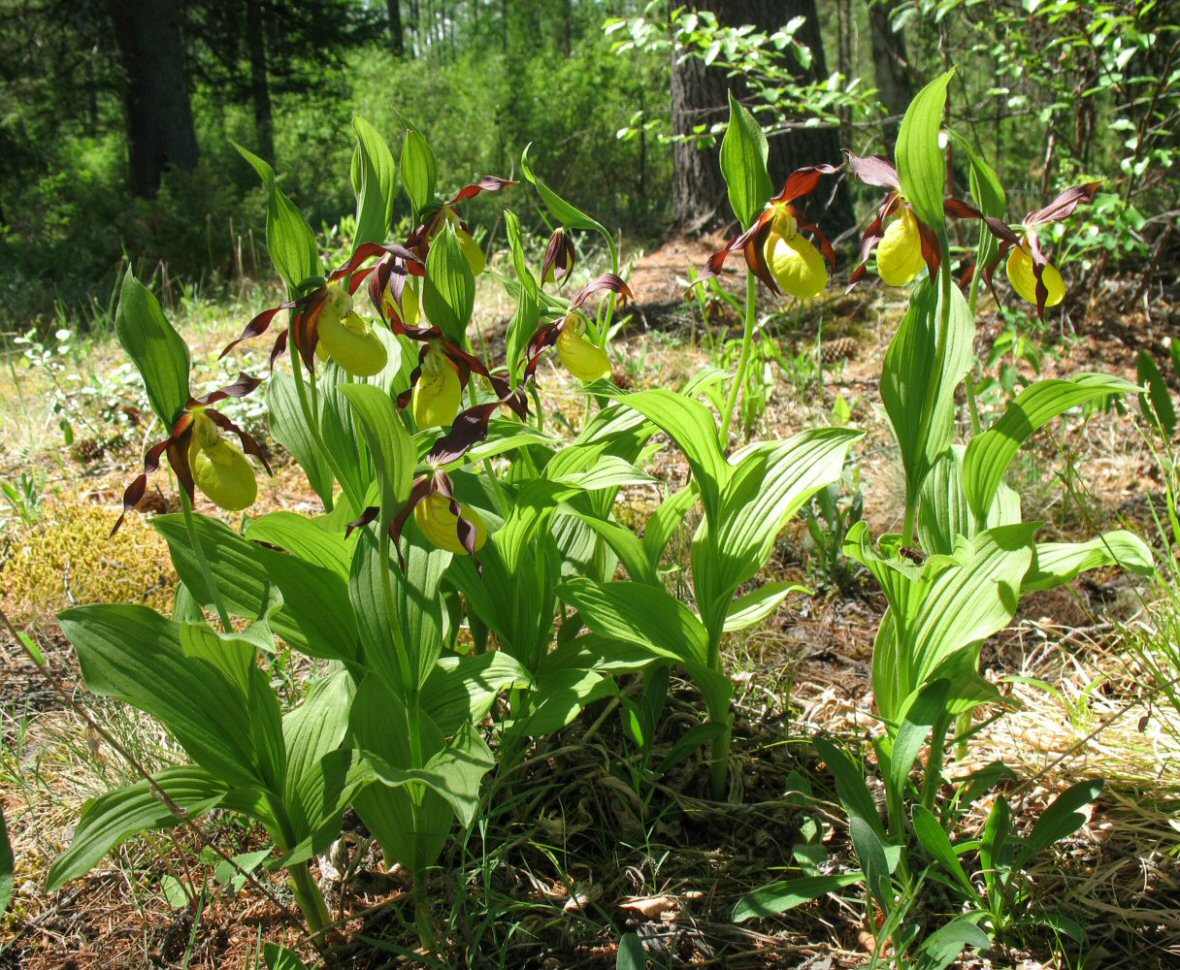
<box><xmin>387</xmin><ymin>0</ymin><xmax>405</xmax><ymax>57</ymax></box>
<box><xmin>246</xmin><ymin>0</ymin><xmax>274</xmax><ymax>163</ymax></box>
<box><xmin>869</xmin><ymin>0</ymin><xmax>914</xmax><ymax>149</ymax></box>
<box><xmin>672</xmin><ymin>0</ymin><xmax>852</xmax><ymax>236</ymax></box>
<box><xmin>671</xmin><ymin>43</ymin><xmax>731</xmax><ymax>235</ymax></box>
<box><xmin>107</xmin><ymin>0</ymin><xmax>199</xmax><ymax>199</ymax></box>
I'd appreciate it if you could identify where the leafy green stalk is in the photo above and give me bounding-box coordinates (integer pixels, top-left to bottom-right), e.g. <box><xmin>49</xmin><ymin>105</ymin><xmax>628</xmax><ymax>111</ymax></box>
<box><xmin>179</xmin><ymin>490</ymin><xmax>232</xmax><ymax>632</ymax></box>
<box><xmin>719</xmin><ymin>272</ymin><xmax>759</xmax><ymax>444</ymax></box>
<box><xmin>289</xmin><ymin>352</ymin><xmax>362</xmax><ymax>514</ymax></box>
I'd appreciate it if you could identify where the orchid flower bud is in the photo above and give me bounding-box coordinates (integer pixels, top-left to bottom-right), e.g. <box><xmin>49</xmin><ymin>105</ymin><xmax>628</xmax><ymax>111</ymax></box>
<box><xmin>875</xmin><ymin>207</ymin><xmax>925</xmax><ymax>286</ymax></box>
<box><xmin>557</xmin><ymin>315</ymin><xmax>612</xmax><ymax>382</ymax></box>
<box><xmin>414</xmin><ymin>492</ymin><xmax>488</xmax><ymax>554</ymax></box>
<box><xmin>318</xmin><ymin>311</ymin><xmax>388</xmax><ymax>376</ymax></box>
<box><xmin>412</xmin><ymin>345</ymin><xmax>463</xmax><ymax>428</ymax></box>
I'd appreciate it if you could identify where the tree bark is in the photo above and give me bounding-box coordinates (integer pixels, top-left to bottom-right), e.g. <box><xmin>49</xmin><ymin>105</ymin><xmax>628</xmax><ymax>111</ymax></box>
<box><xmin>672</xmin><ymin>42</ymin><xmax>731</xmax><ymax>235</ymax></box>
<box><xmin>107</xmin><ymin>0</ymin><xmax>199</xmax><ymax>198</ymax></box>
<box><xmin>672</xmin><ymin>0</ymin><xmax>853</xmax><ymax>236</ymax></box>
<box><xmin>387</xmin><ymin>0</ymin><xmax>404</xmax><ymax>57</ymax></box>
<box><xmin>245</xmin><ymin>0</ymin><xmax>274</xmax><ymax>163</ymax></box>
<box><xmin>868</xmin><ymin>0</ymin><xmax>915</xmax><ymax>149</ymax></box>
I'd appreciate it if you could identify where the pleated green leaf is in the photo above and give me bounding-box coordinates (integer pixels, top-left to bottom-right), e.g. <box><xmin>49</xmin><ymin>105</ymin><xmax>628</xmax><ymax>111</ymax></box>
<box><xmin>881</xmin><ymin>279</ymin><xmax>974</xmax><ymax>527</ymax></box>
<box><xmin>114</xmin><ymin>271</ymin><xmax>191</xmax><ymax>426</ymax></box>
<box><xmin>48</xmin><ymin>766</ymin><xmax>228</xmax><ymax>890</ymax></box>
<box><xmin>962</xmin><ymin>374</ymin><xmax>1136</xmax><ymax>523</ymax></box>
<box><xmin>720</xmin><ymin>91</ymin><xmax>773</xmax><ymax>229</ymax></box>
<box><xmin>237</xmin><ymin>143</ymin><xmax>322</xmax><ymax>293</ymax></box>
<box><xmin>60</xmin><ymin>606</ymin><xmax>263</xmax><ymax>788</ymax></box>
<box><xmin>896</xmin><ymin>70</ymin><xmax>955</xmax><ymax>235</ymax></box>
<box><xmin>1023</xmin><ymin>531</ymin><xmax>1153</xmax><ymax>593</ymax></box>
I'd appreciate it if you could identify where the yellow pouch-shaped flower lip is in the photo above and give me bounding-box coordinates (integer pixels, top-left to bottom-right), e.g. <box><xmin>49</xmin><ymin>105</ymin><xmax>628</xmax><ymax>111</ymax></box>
<box><xmin>1006</xmin><ymin>244</ymin><xmax>1065</xmax><ymax>308</ymax></box>
<box><xmin>876</xmin><ymin>208</ymin><xmax>926</xmax><ymax>286</ymax></box>
<box><xmin>414</xmin><ymin>492</ymin><xmax>488</xmax><ymax>555</ymax></box>
<box><xmin>442</xmin><ymin>206</ymin><xmax>486</xmax><ymax>276</ymax></box>
<box><xmin>191</xmin><ymin>439</ymin><xmax>257</xmax><ymax>511</ymax></box>
<box><xmin>318</xmin><ymin>311</ymin><xmax>388</xmax><ymax>376</ymax></box>
<box><xmin>557</xmin><ymin>324</ymin><xmax>612</xmax><ymax>382</ymax></box>
<box><xmin>457</xmin><ymin>228</ymin><xmax>486</xmax><ymax>276</ymax></box>
<box><xmin>764</xmin><ymin>231</ymin><xmax>828</xmax><ymax>299</ymax></box>
<box><xmin>412</xmin><ymin>354</ymin><xmax>463</xmax><ymax>428</ymax></box>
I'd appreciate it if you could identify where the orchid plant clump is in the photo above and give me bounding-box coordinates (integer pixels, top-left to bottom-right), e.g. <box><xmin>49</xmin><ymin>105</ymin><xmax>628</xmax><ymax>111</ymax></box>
<box><xmin>715</xmin><ymin>72</ymin><xmax>1153</xmax><ymax>967</ymax></box>
<box><xmin>37</xmin><ymin>74</ymin><xmax>1153</xmax><ymax>969</ymax></box>
<box><xmin>45</xmin><ymin>111</ymin><xmax>858</xmax><ymax>955</ymax></box>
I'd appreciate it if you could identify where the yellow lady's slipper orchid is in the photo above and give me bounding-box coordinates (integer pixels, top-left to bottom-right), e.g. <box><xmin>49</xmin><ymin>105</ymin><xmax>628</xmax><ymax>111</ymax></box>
<box><xmin>1006</xmin><ymin>243</ymin><xmax>1065</xmax><ymax>308</ymax></box>
<box><xmin>557</xmin><ymin>316</ymin><xmax>612</xmax><ymax>382</ymax></box>
<box><xmin>414</xmin><ymin>492</ymin><xmax>487</xmax><ymax>555</ymax></box>
<box><xmin>318</xmin><ymin>311</ymin><xmax>388</xmax><ymax>376</ymax></box>
<box><xmin>412</xmin><ymin>347</ymin><xmax>463</xmax><ymax>428</ymax></box>
<box><xmin>191</xmin><ymin>440</ymin><xmax>258</xmax><ymax>511</ymax></box>
<box><xmin>187</xmin><ymin>411</ymin><xmax>257</xmax><ymax>511</ymax></box>
<box><xmin>846</xmin><ymin>154</ymin><xmax>953</xmax><ymax>289</ymax></box>
<box><xmin>764</xmin><ymin>231</ymin><xmax>828</xmax><ymax>299</ymax></box>
<box><xmin>876</xmin><ymin>207</ymin><xmax>926</xmax><ymax>286</ymax></box>
<box><xmin>703</xmin><ymin>165</ymin><xmax>839</xmax><ymax>300</ymax></box>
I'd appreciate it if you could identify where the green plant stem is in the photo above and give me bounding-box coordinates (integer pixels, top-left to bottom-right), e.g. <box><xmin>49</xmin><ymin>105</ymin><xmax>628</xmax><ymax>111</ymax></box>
<box><xmin>287</xmin><ymin>861</ymin><xmax>332</xmax><ymax>937</ymax></box>
<box><xmin>921</xmin><ymin>714</ymin><xmax>952</xmax><ymax>812</ymax></box>
<box><xmin>965</xmin><ymin>371</ymin><xmax>983</xmax><ymax>437</ymax></box>
<box><xmin>901</xmin><ymin>505</ymin><xmax>917</xmax><ymax>552</ymax></box>
<box><xmin>880</xmin><ymin>750</ymin><xmax>911</xmax><ymax>888</ymax></box>
<box><xmin>904</xmin><ymin>252</ymin><xmax>956</xmax><ymax>547</ymax></box>
<box><xmin>704</xmin><ymin>622</ymin><xmax>733</xmax><ymax>801</ymax></box>
<box><xmin>414</xmin><ymin>882</ymin><xmax>438</xmax><ymax>951</ymax></box>
<box><xmin>179</xmin><ymin>489</ymin><xmax>232</xmax><ymax>632</ymax></box>
<box><xmin>598</xmin><ymin>235</ymin><xmax>622</xmax><ymax>350</ymax></box>
<box><xmin>290</xmin><ymin>354</ymin><xmax>362</xmax><ymax>513</ymax></box>
<box><xmin>708</xmin><ymin>715</ymin><xmax>733</xmax><ymax>801</ymax></box>
<box><xmin>720</xmin><ymin>272</ymin><xmax>758</xmax><ymax>444</ymax></box>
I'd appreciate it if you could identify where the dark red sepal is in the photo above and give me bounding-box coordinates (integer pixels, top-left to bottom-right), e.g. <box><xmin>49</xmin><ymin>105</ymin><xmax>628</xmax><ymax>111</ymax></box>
<box><xmin>113</xmin><ymin>413</ymin><xmax>195</xmax><ymax>536</ymax></box>
<box><xmin>346</xmin><ymin>505</ymin><xmax>381</xmax><ymax>538</ymax></box>
<box><xmin>847</xmin><ymin>153</ymin><xmax>901</xmax><ymax>191</ymax></box>
<box><xmin>740</xmin><ymin>222</ymin><xmax>782</xmax><ymax>295</ymax></box>
<box><xmin>780</xmin><ymin>163</ymin><xmax>844</xmax><ymax>204</ymax></box>
<box><xmin>204</xmin><ymin>409</ymin><xmax>273</xmax><ymax>476</ymax></box>
<box><xmin>191</xmin><ymin>373</ymin><xmax>263</xmax><ymax>407</ymax></box>
<box><xmin>221</xmin><ymin>300</ymin><xmax>304</xmax><ymax>360</ymax></box>
<box><xmin>916</xmin><ymin>218</ymin><xmax>943</xmax><ymax>280</ymax></box>
<box><xmin>448</xmin><ymin>176</ymin><xmax>516</xmax><ymax>206</ymax></box>
<box><xmin>1027</xmin><ymin>181</ymin><xmax>1101</xmax><ymax>225</ymax></box>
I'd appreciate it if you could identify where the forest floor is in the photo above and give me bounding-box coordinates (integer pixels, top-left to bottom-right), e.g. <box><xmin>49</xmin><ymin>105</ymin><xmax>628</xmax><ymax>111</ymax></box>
<box><xmin>1</xmin><ymin>249</ymin><xmax>1179</xmax><ymax>968</ymax></box>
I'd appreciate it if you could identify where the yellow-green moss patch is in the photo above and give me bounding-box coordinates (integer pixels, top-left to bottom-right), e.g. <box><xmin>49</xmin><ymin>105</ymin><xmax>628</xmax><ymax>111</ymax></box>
<box><xmin>2</xmin><ymin>498</ymin><xmax>175</xmax><ymax>627</ymax></box>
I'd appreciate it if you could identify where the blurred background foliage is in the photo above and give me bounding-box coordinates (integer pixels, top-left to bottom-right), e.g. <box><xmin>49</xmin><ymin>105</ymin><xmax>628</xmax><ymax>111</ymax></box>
<box><xmin>0</xmin><ymin>0</ymin><xmax>1174</xmax><ymax>330</ymax></box>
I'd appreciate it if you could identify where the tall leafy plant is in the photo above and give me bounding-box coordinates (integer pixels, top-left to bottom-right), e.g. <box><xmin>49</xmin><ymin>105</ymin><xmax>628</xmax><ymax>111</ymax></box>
<box><xmin>738</xmin><ymin>72</ymin><xmax>1153</xmax><ymax>966</ymax></box>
